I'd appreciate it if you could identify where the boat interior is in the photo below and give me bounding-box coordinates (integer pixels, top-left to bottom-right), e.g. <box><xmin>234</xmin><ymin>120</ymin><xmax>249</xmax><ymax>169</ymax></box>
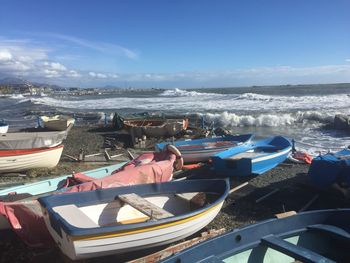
<box><xmin>225</xmin><ymin>146</ymin><xmax>279</xmax><ymax>160</ymax></box>
<box><xmin>52</xmin><ymin>192</ymin><xmax>212</xmax><ymax>229</ymax></box>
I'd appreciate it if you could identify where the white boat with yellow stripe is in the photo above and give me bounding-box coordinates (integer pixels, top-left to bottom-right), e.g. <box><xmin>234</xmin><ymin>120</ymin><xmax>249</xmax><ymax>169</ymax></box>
<box><xmin>38</xmin><ymin>179</ymin><xmax>229</xmax><ymax>260</ymax></box>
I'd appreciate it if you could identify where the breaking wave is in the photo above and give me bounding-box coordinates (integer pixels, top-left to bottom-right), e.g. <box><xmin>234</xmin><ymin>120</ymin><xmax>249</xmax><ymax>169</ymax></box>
<box><xmin>159</xmin><ymin>88</ymin><xmax>222</xmax><ymax>97</ymax></box>
<box><xmin>201</xmin><ymin>111</ymin><xmax>334</xmax><ymax>128</ymax></box>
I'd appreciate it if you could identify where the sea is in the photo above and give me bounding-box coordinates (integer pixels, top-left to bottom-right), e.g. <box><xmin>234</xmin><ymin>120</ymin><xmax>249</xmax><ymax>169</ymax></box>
<box><xmin>1</xmin><ymin>84</ymin><xmax>350</xmax><ymax>156</ymax></box>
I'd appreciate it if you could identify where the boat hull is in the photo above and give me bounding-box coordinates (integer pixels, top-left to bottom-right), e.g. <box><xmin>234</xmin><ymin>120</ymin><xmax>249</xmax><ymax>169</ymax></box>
<box><xmin>39</xmin><ymin>179</ymin><xmax>229</xmax><ymax>260</ymax></box>
<box><xmin>40</xmin><ymin>115</ymin><xmax>75</xmax><ymax>131</ymax></box>
<box><xmin>212</xmin><ymin>136</ymin><xmax>292</xmax><ymax>176</ymax></box>
<box><xmin>124</xmin><ymin>119</ymin><xmax>188</xmax><ymax>138</ymax></box>
<box><xmin>45</xmin><ymin>201</ymin><xmax>224</xmax><ymax>260</ymax></box>
<box><xmin>0</xmin><ymin>146</ymin><xmax>64</xmax><ymax>173</ymax></box>
<box><xmin>0</xmin><ymin>125</ymin><xmax>8</xmax><ymax>134</ymax></box>
<box><xmin>161</xmin><ymin>209</ymin><xmax>350</xmax><ymax>263</ymax></box>
<box><xmin>156</xmin><ymin>134</ymin><xmax>253</xmax><ymax>164</ymax></box>
<box><xmin>0</xmin><ymin>130</ymin><xmax>68</xmax><ymax>149</ymax></box>
<box><xmin>308</xmin><ymin>149</ymin><xmax>350</xmax><ymax>187</ymax></box>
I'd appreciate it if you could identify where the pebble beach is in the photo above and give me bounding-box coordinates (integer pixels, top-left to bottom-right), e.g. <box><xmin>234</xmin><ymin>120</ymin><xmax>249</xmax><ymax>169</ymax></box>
<box><xmin>1</xmin><ymin>124</ymin><xmax>349</xmax><ymax>263</ymax></box>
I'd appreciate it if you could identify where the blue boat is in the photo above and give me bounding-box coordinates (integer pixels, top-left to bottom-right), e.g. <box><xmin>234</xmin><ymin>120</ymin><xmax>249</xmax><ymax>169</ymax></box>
<box><xmin>38</xmin><ymin>179</ymin><xmax>229</xmax><ymax>260</ymax></box>
<box><xmin>308</xmin><ymin>149</ymin><xmax>350</xmax><ymax>188</ymax></box>
<box><xmin>161</xmin><ymin>209</ymin><xmax>350</xmax><ymax>263</ymax></box>
<box><xmin>212</xmin><ymin>136</ymin><xmax>292</xmax><ymax>176</ymax></box>
<box><xmin>156</xmin><ymin>134</ymin><xmax>253</xmax><ymax>164</ymax></box>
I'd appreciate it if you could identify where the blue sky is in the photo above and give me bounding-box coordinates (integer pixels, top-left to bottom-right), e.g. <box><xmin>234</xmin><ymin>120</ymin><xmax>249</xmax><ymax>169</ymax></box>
<box><xmin>0</xmin><ymin>0</ymin><xmax>349</xmax><ymax>88</ymax></box>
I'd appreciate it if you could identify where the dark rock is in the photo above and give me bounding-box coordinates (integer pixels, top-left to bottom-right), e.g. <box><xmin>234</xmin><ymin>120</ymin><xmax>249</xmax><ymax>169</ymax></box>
<box><xmin>334</xmin><ymin>114</ymin><xmax>350</xmax><ymax>130</ymax></box>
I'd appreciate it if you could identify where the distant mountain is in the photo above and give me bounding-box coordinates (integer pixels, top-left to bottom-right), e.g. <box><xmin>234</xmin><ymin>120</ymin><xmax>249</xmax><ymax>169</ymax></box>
<box><xmin>0</xmin><ymin>77</ymin><xmax>29</xmax><ymax>85</ymax></box>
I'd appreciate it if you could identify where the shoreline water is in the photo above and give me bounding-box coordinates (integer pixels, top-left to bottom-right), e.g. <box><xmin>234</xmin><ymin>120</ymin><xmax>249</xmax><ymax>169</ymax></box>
<box><xmin>1</xmin><ymin>124</ymin><xmax>349</xmax><ymax>262</ymax></box>
<box><xmin>2</xmin><ymin>84</ymin><xmax>350</xmax><ymax>155</ymax></box>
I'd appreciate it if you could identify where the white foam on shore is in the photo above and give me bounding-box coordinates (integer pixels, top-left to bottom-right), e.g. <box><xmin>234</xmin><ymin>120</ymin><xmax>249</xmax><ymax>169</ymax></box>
<box><xmin>30</xmin><ymin>92</ymin><xmax>350</xmax><ymax>113</ymax></box>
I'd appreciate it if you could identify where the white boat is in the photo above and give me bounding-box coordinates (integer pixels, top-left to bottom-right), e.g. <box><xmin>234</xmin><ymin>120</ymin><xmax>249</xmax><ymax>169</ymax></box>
<box><xmin>40</xmin><ymin>115</ymin><xmax>75</xmax><ymax>131</ymax></box>
<box><xmin>0</xmin><ymin>130</ymin><xmax>68</xmax><ymax>150</ymax></box>
<box><xmin>0</xmin><ymin>120</ymin><xmax>8</xmax><ymax>134</ymax></box>
<box><xmin>0</xmin><ymin>145</ymin><xmax>64</xmax><ymax>173</ymax></box>
<box><xmin>38</xmin><ymin>179</ymin><xmax>229</xmax><ymax>260</ymax></box>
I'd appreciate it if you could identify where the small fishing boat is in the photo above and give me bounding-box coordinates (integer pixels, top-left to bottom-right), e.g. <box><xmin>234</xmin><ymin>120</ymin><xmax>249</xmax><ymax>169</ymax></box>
<box><xmin>124</xmin><ymin>118</ymin><xmax>189</xmax><ymax>138</ymax></box>
<box><xmin>40</xmin><ymin>115</ymin><xmax>75</xmax><ymax>131</ymax></box>
<box><xmin>0</xmin><ymin>162</ymin><xmax>127</xmax><ymax>197</ymax></box>
<box><xmin>0</xmin><ymin>163</ymin><xmax>127</xmax><ymax>232</ymax></box>
<box><xmin>0</xmin><ymin>120</ymin><xmax>9</xmax><ymax>134</ymax></box>
<box><xmin>156</xmin><ymin>134</ymin><xmax>253</xmax><ymax>164</ymax></box>
<box><xmin>0</xmin><ymin>130</ymin><xmax>68</xmax><ymax>150</ymax></box>
<box><xmin>38</xmin><ymin>179</ymin><xmax>229</xmax><ymax>260</ymax></box>
<box><xmin>161</xmin><ymin>209</ymin><xmax>350</xmax><ymax>263</ymax></box>
<box><xmin>0</xmin><ymin>145</ymin><xmax>64</xmax><ymax>173</ymax></box>
<box><xmin>0</xmin><ymin>150</ymin><xmax>179</xmax><ymax>247</ymax></box>
<box><xmin>308</xmin><ymin>148</ymin><xmax>350</xmax><ymax>188</ymax></box>
<box><xmin>212</xmin><ymin>136</ymin><xmax>292</xmax><ymax>176</ymax></box>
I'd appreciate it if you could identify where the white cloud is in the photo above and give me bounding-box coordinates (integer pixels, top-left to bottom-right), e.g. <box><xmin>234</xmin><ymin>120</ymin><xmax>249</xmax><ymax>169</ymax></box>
<box><xmin>0</xmin><ymin>50</ymin><xmax>13</xmax><ymax>61</ymax></box>
<box><xmin>346</xmin><ymin>58</ymin><xmax>350</xmax><ymax>62</ymax></box>
<box><xmin>89</xmin><ymin>71</ymin><xmax>107</xmax><ymax>78</ymax></box>
<box><xmin>109</xmin><ymin>74</ymin><xmax>119</xmax><ymax>78</ymax></box>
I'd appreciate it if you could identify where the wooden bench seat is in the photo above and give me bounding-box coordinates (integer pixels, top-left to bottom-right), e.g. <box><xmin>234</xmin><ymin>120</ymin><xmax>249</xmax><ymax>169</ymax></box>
<box><xmin>118</xmin><ymin>193</ymin><xmax>174</xmax><ymax>220</ymax></box>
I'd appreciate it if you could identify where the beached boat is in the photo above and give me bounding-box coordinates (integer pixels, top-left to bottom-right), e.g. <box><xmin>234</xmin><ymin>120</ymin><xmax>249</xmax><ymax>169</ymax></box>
<box><xmin>0</xmin><ymin>163</ymin><xmax>127</xmax><ymax>234</ymax></box>
<box><xmin>156</xmin><ymin>134</ymin><xmax>253</xmax><ymax>164</ymax></box>
<box><xmin>0</xmin><ymin>150</ymin><xmax>178</xmax><ymax>247</ymax></box>
<box><xmin>38</xmin><ymin>179</ymin><xmax>229</xmax><ymax>260</ymax></box>
<box><xmin>0</xmin><ymin>120</ymin><xmax>9</xmax><ymax>134</ymax></box>
<box><xmin>40</xmin><ymin>115</ymin><xmax>75</xmax><ymax>131</ymax></box>
<box><xmin>212</xmin><ymin>136</ymin><xmax>292</xmax><ymax>176</ymax></box>
<box><xmin>161</xmin><ymin>209</ymin><xmax>350</xmax><ymax>263</ymax></box>
<box><xmin>308</xmin><ymin>148</ymin><xmax>350</xmax><ymax>188</ymax></box>
<box><xmin>0</xmin><ymin>145</ymin><xmax>64</xmax><ymax>173</ymax></box>
<box><xmin>124</xmin><ymin>118</ymin><xmax>189</xmax><ymax>138</ymax></box>
<box><xmin>0</xmin><ymin>162</ymin><xmax>127</xmax><ymax>197</ymax></box>
<box><xmin>0</xmin><ymin>130</ymin><xmax>68</xmax><ymax>150</ymax></box>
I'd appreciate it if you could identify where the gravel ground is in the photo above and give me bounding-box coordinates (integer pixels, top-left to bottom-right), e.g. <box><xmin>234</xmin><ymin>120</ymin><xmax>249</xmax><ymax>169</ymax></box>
<box><xmin>0</xmin><ymin>125</ymin><xmax>349</xmax><ymax>263</ymax></box>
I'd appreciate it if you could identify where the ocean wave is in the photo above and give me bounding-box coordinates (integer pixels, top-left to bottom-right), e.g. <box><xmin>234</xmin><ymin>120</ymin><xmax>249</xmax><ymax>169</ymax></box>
<box><xmin>159</xmin><ymin>88</ymin><xmax>222</xmax><ymax>97</ymax></box>
<box><xmin>201</xmin><ymin>111</ymin><xmax>334</xmax><ymax>128</ymax></box>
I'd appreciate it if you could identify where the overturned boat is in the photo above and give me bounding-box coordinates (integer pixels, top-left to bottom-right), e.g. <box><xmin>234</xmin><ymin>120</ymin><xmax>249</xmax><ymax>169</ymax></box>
<box><xmin>38</xmin><ymin>179</ymin><xmax>229</xmax><ymax>260</ymax></box>
<box><xmin>308</xmin><ymin>148</ymin><xmax>350</xmax><ymax>188</ymax></box>
<box><xmin>212</xmin><ymin>136</ymin><xmax>292</xmax><ymax>176</ymax></box>
<box><xmin>0</xmin><ymin>130</ymin><xmax>68</xmax><ymax>150</ymax></box>
<box><xmin>156</xmin><ymin>134</ymin><xmax>253</xmax><ymax>164</ymax></box>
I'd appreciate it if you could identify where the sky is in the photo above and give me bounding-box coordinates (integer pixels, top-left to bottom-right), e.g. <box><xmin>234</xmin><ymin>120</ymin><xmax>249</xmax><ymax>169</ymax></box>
<box><xmin>0</xmin><ymin>0</ymin><xmax>349</xmax><ymax>88</ymax></box>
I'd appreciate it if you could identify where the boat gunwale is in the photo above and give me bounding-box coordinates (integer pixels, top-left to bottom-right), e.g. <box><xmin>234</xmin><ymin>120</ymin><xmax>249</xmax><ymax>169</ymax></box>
<box><xmin>160</xmin><ymin>208</ymin><xmax>350</xmax><ymax>263</ymax></box>
<box><xmin>0</xmin><ymin>145</ymin><xmax>64</xmax><ymax>157</ymax></box>
<box><xmin>156</xmin><ymin>134</ymin><xmax>254</xmax><ymax>153</ymax></box>
<box><xmin>39</xmin><ymin>179</ymin><xmax>230</xmax><ymax>238</ymax></box>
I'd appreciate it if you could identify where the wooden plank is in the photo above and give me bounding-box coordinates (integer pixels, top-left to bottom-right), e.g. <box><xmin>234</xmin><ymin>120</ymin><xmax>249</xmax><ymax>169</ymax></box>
<box><xmin>118</xmin><ymin>193</ymin><xmax>174</xmax><ymax>220</ymax></box>
<box><xmin>128</xmin><ymin>228</ymin><xmax>226</xmax><ymax>263</ymax></box>
<box><xmin>275</xmin><ymin>211</ymin><xmax>297</xmax><ymax>219</ymax></box>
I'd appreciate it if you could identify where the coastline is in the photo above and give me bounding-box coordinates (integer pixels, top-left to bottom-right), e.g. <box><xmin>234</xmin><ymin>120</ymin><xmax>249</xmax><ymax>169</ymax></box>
<box><xmin>0</xmin><ymin>124</ymin><xmax>348</xmax><ymax>262</ymax></box>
